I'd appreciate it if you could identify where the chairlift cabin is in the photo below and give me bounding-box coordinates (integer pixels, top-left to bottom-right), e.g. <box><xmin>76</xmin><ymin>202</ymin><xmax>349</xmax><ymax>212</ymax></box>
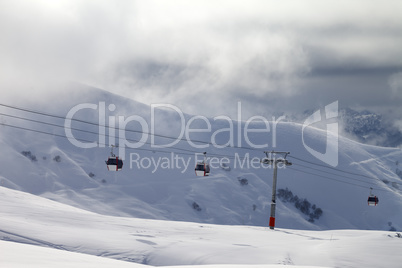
<box><xmin>195</xmin><ymin>152</ymin><xmax>210</xmax><ymax>176</ymax></box>
<box><xmin>106</xmin><ymin>145</ymin><xmax>123</xmax><ymax>171</ymax></box>
<box><xmin>367</xmin><ymin>188</ymin><xmax>379</xmax><ymax>206</ymax></box>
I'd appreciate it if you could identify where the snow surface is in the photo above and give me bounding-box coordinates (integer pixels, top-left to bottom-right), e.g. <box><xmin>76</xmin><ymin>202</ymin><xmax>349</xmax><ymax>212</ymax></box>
<box><xmin>0</xmin><ymin>241</ymin><xmax>148</xmax><ymax>268</ymax></box>
<box><xmin>1</xmin><ymin>85</ymin><xmax>402</xmax><ymax>266</ymax></box>
<box><xmin>1</xmin><ymin>187</ymin><xmax>401</xmax><ymax>267</ymax></box>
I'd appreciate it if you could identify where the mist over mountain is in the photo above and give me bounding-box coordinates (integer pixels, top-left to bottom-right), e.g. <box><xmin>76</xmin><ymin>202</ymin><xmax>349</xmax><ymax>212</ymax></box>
<box><xmin>340</xmin><ymin>109</ymin><xmax>402</xmax><ymax>148</ymax></box>
<box><xmin>284</xmin><ymin>107</ymin><xmax>402</xmax><ymax>148</ymax></box>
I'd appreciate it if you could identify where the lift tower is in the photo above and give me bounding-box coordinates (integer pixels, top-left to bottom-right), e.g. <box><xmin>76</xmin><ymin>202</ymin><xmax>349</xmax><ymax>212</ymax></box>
<box><xmin>261</xmin><ymin>151</ymin><xmax>292</xmax><ymax>230</ymax></box>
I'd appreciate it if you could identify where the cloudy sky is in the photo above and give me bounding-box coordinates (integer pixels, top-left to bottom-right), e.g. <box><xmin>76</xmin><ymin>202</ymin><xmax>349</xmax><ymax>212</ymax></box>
<box><xmin>1</xmin><ymin>0</ymin><xmax>402</xmax><ymax>119</ymax></box>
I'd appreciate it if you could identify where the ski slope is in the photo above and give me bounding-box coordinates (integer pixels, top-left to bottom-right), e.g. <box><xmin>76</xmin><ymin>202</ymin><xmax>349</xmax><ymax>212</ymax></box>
<box><xmin>1</xmin><ymin>186</ymin><xmax>401</xmax><ymax>267</ymax></box>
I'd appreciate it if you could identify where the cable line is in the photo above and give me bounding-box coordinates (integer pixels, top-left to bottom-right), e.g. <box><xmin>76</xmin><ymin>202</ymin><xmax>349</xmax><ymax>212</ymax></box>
<box><xmin>1</xmin><ymin>102</ymin><xmax>400</xmax><ymax>191</ymax></box>
<box><xmin>0</xmin><ymin>122</ymin><xmax>192</xmax><ymax>156</ymax></box>
<box><xmin>0</xmin><ymin>121</ymin><xmax>253</xmax><ymax>161</ymax></box>
<box><xmin>288</xmin><ymin>154</ymin><xmax>402</xmax><ymax>186</ymax></box>
<box><xmin>0</xmin><ymin>103</ymin><xmax>259</xmax><ymax>152</ymax></box>
<box><xmin>2</xmin><ymin>121</ymin><xmax>396</xmax><ymax>191</ymax></box>
<box><xmin>290</xmin><ymin>167</ymin><xmax>388</xmax><ymax>191</ymax></box>
<box><xmin>292</xmin><ymin>162</ymin><xmax>382</xmax><ymax>187</ymax></box>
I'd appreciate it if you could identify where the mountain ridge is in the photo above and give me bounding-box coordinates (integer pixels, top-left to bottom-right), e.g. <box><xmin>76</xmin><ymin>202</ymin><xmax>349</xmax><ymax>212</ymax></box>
<box><xmin>0</xmin><ymin>84</ymin><xmax>401</xmax><ymax>231</ymax></box>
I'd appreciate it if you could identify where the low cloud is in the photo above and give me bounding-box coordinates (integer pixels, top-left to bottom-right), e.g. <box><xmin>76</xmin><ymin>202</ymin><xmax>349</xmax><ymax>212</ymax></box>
<box><xmin>1</xmin><ymin>0</ymin><xmax>402</xmax><ymax>119</ymax></box>
<box><xmin>388</xmin><ymin>72</ymin><xmax>402</xmax><ymax>96</ymax></box>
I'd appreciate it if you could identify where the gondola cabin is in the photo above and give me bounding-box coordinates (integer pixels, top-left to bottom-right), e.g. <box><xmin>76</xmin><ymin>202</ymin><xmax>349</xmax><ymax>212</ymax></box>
<box><xmin>368</xmin><ymin>195</ymin><xmax>379</xmax><ymax>206</ymax></box>
<box><xmin>106</xmin><ymin>145</ymin><xmax>123</xmax><ymax>171</ymax></box>
<box><xmin>106</xmin><ymin>157</ymin><xmax>123</xmax><ymax>171</ymax></box>
<box><xmin>367</xmin><ymin>188</ymin><xmax>379</xmax><ymax>206</ymax></box>
<box><xmin>195</xmin><ymin>152</ymin><xmax>210</xmax><ymax>176</ymax></box>
<box><xmin>195</xmin><ymin>162</ymin><xmax>210</xmax><ymax>176</ymax></box>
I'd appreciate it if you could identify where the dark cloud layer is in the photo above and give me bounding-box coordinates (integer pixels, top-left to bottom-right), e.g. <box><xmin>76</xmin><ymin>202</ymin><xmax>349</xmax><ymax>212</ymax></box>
<box><xmin>1</xmin><ymin>0</ymin><xmax>402</xmax><ymax>119</ymax></box>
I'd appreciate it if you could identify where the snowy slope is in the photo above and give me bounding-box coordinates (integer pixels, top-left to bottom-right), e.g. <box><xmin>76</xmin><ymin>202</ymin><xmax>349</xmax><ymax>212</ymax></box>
<box><xmin>1</xmin><ymin>187</ymin><xmax>401</xmax><ymax>267</ymax></box>
<box><xmin>0</xmin><ymin>84</ymin><xmax>402</xmax><ymax>231</ymax></box>
<box><xmin>0</xmin><ymin>241</ymin><xmax>148</xmax><ymax>268</ymax></box>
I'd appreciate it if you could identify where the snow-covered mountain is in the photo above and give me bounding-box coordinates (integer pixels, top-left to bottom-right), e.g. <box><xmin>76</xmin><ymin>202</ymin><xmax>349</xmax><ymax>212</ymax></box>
<box><xmin>288</xmin><ymin>108</ymin><xmax>402</xmax><ymax>148</ymax></box>
<box><xmin>0</xmin><ymin>84</ymin><xmax>402</xmax><ymax>232</ymax></box>
<box><xmin>340</xmin><ymin>108</ymin><xmax>402</xmax><ymax>148</ymax></box>
<box><xmin>1</xmin><ymin>84</ymin><xmax>402</xmax><ymax>267</ymax></box>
